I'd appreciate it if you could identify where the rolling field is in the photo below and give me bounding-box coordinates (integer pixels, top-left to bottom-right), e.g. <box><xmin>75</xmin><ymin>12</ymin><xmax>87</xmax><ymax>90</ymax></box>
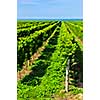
<box><xmin>17</xmin><ymin>20</ymin><xmax>83</xmax><ymax>100</ymax></box>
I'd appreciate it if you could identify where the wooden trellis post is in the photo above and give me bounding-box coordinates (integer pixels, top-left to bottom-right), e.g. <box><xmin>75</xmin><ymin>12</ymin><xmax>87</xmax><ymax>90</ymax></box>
<box><xmin>65</xmin><ymin>58</ymin><xmax>71</xmax><ymax>92</ymax></box>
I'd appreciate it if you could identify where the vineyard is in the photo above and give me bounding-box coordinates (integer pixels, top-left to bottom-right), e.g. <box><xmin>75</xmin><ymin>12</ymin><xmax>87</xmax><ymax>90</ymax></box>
<box><xmin>17</xmin><ymin>20</ymin><xmax>83</xmax><ymax>100</ymax></box>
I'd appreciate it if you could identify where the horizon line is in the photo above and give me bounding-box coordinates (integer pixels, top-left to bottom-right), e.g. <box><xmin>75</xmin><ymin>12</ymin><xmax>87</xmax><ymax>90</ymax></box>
<box><xmin>17</xmin><ymin>18</ymin><xmax>83</xmax><ymax>20</ymax></box>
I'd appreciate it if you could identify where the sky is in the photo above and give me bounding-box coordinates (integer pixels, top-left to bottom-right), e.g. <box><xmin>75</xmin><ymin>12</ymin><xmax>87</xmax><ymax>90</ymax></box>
<box><xmin>17</xmin><ymin>0</ymin><xmax>83</xmax><ymax>19</ymax></box>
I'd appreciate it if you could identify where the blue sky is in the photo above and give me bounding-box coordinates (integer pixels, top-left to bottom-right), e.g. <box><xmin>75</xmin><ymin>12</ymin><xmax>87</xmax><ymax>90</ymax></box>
<box><xmin>17</xmin><ymin>0</ymin><xmax>83</xmax><ymax>19</ymax></box>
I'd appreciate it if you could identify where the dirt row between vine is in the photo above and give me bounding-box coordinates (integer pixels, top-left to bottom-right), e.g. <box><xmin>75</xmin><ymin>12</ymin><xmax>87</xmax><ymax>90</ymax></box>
<box><xmin>17</xmin><ymin>28</ymin><xmax>58</xmax><ymax>81</ymax></box>
<box><xmin>76</xmin><ymin>36</ymin><xmax>83</xmax><ymax>45</ymax></box>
